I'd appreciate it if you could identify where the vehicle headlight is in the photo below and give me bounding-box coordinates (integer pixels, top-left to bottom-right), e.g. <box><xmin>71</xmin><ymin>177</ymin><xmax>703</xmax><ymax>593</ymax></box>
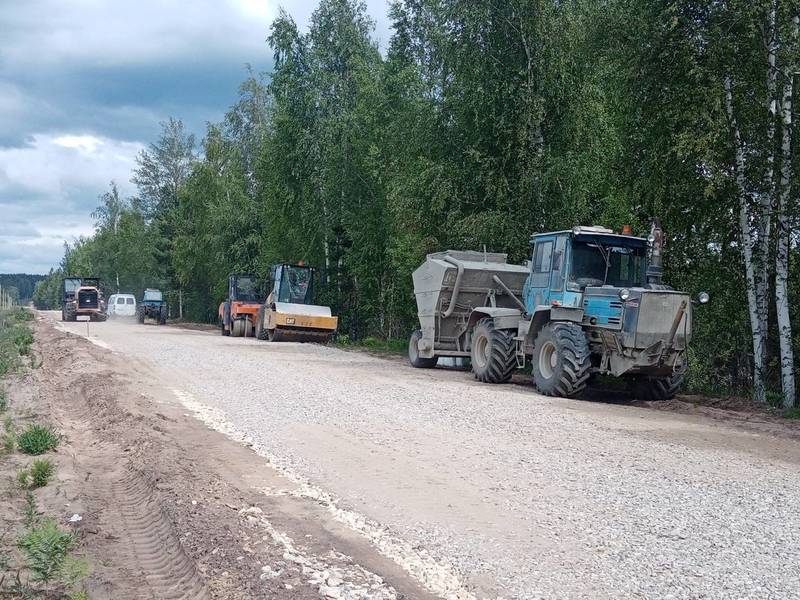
<box><xmin>619</xmin><ymin>288</ymin><xmax>631</xmax><ymax>301</ymax></box>
<box><xmin>697</xmin><ymin>292</ymin><xmax>710</xmax><ymax>304</ymax></box>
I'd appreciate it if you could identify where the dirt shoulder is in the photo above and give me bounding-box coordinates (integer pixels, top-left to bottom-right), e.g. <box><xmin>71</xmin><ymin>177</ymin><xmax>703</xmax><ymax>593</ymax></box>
<box><xmin>1</xmin><ymin>316</ymin><xmax>437</xmax><ymax>599</ymax></box>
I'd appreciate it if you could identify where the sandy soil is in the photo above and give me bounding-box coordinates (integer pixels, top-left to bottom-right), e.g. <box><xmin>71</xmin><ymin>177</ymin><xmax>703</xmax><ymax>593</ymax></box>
<box><xmin>12</xmin><ymin>312</ymin><xmax>800</xmax><ymax>600</ymax></box>
<box><xmin>1</xmin><ymin>316</ymin><xmax>435</xmax><ymax>599</ymax></box>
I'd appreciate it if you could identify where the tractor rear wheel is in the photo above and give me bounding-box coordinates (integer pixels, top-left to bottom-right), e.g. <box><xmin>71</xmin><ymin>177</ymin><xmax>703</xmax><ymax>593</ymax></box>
<box><xmin>408</xmin><ymin>330</ymin><xmax>437</xmax><ymax>368</ymax></box>
<box><xmin>633</xmin><ymin>373</ymin><xmax>684</xmax><ymax>401</ymax></box>
<box><xmin>136</xmin><ymin>307</ymin><xmax>145</xmax><ymax>324</ymax></box>
<box><xmin>532</xmin><ymin>322</ymin><xmax>591</xmax><ymax>398</ymax></box>
<box><xmin>158</xmin><ymin>307</ymin><xmax>167</xmax><ymax>325</ymax></box>
<box><xmin>470</xmin><ymin>318</ymin><xmax>516</xmax><ymax>383</ymax></box>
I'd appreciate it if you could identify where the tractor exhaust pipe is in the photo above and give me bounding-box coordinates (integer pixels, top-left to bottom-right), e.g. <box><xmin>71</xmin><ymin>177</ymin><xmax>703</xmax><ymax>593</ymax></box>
<box><xmin>647</xmin><ymin>219</ymin><xmax>664</xmax><ymax>286</ymax></box>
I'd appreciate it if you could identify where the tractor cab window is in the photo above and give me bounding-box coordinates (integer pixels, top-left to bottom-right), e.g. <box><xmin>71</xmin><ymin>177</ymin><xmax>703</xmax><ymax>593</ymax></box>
<box><xmin>234</xmin><ymin>277</ymin><xmax>261</xmax><ymax>302</ymax></box>
<box><xmin>64</xmin><ymin>279</ymin><xmax>81</xmax><ymax>293</ymax></box>
<box><xmin>143</xmin><ymin>290</ymin><xmax>163</xmax><ymax>302</ymax></box>
<box><xmin>277</xmin><ymin>267</ymin><xmax>313</xmax><ymax>304</ymax></box>
<box><xmin>570</xmin><ymin>240</ymin><xmax>645</xmax><ymax>289</ymax></box>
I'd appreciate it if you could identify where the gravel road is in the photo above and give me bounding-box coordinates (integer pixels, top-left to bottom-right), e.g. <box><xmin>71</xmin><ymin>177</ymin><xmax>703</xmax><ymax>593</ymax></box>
<box><xmin>49</xmin><ymin>313</ymin><xmax>800</xmax><ymax>600</ymax></box>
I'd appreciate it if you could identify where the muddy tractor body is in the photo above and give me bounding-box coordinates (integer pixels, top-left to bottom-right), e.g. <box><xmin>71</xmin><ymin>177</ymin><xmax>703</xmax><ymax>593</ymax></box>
<box><xmin>254</xmin><ymin>264</ymin><xmax>338</xmax><ymax>343</ymax></box>
<box><xmin>137</xmin><ymin>289</ymin><xmax>167</xmax><ymax>325</ymax></box>
<box><xmin>61</xmin><ymin>277</ymin><xmax>107</xmax><ymax>322</ymax></box>
<box><xmin>410</xmin><ymin>225</ymin><xmax>706</xmax><ymax>400</ymax></box>
<box><xmin>219</xmin><ymin>274</ymin><xmax>263</xmax><ymax>337</ymax></box>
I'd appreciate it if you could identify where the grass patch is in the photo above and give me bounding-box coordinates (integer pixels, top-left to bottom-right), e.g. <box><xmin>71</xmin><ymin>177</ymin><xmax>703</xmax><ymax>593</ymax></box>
<box><xmin>0</xmin><ymin>308</ymin><xmax>33</xmax><ymax>375</ymax></box>
<box><xmin>23</xmin><ymin>491</ymin><xmax>39</xmax><ymax>528</ymax></box>
<box><xmin>17</xmin><ymin>517</ymin><xmax>77</xmax><ymax>584</ymax></box>
<box><xmin>0</xmin><ymin>388</ymin><xmax>7</xmax><ymax>412</ymax></box>
<box><xmin>783</xmin><ymin>407</ymin><xmax>800</xmax><ymax>420</ymax></box>
<box><xmin>17</xmin><ymin>468</ymin><xmax>30</xmax><ymax>489</ymax></box>
<box><xmin>2</xmin><ymin>426</ymin><xmax>16</xmax><ymax>454</ymax></box>
<box><xmin>17</xmin><ymin>424</ymin><xmax>60</xmax><ymax>455</ymax></box>
<box><xmin>30</xmin><ymin>458</ymin><xmax>55</xmax><ymax>488</ymax></box>
<box><xmin>336</xmin><ymin>334</ymin><xmax>407</xmax><ymax>355</ymax></box>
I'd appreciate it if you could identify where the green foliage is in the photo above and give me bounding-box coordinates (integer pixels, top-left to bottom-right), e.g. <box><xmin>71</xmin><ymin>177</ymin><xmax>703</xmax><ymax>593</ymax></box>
<box><xmin>17</xmin><ymin>517</ymin><xmax>76</xmax><ymax>583</ymax></box>
<box><xmin>17</xmin><ymin>425</ymin><xmax>60</xmax><ymax>455</ymax></box>
<box><xmin>40</xmin><ymin>0</ymin><xmax>799</xmax><ymax>400</ymax></box>
<box><xmin>0</xmin><ymin>388</ymin><xmax>7</xmax><ymax>412</ymax></box>
<box><xmin>30</xmin><ymin>458</ymin><xmax>55</xmax><ymax>488</ymax></box>
<box><xmin>3</xmin><ymin>429</ymin><xmax>16</xmax><ymax>454</ymax></box>
<box><xmin>17</xmin><ymin>468</ymin><xmax>30</xmax><ymax>489</ymax></box>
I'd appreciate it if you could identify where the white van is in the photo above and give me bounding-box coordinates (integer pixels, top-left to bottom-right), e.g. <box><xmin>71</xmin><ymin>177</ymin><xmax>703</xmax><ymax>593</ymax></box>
<box><xmin>107</xmin><ymin>293</ymin><xmax>137</xmax><ymax>317</ymax></box>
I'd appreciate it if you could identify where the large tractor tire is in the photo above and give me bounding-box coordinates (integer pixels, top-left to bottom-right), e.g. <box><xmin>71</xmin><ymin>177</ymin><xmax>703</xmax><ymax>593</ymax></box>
<box><xmin>408</xmin><ymin>330</ymin><xmax>437</xmax><ymax>368</ymax></box>
<box><xmin>532</xmin><ymin>322</ymin><xmax>591</xmax><ymax>398</ymax></box>
<box><xmin>136</xmin><ymin>307</ymin><xmax>145</xmax><ymax>324</ymax></box>
<box><xmin>633</xmin><ymin>373</ymin><xmax>684</xmax><ymax>401</ymax></box>
<box><xmin>470</xmin><ymin>318</ymin><xmax>517</xmax><ymax>384</ymax></box>
<box><xmin>64</xmin><ymin>304</ymin><xmax>77</xmax><ymax>322</ymax></box>
<box><xmin>158</xmin><ymin>306</ymin><xmax>167</xmax><ymax>325</ymax></box>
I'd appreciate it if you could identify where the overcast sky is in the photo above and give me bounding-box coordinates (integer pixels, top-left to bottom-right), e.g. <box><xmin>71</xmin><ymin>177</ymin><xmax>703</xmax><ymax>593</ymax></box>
<box><xmin>0</xmin><ymin>0</ymin><xmax>392</xmax><ymax>274</ymax></box>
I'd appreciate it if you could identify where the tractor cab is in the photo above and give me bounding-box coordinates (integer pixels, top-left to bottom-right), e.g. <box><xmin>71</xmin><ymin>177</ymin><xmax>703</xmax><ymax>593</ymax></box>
<box><xmin>268</xmin><ymin>264</ymin><xmax>314</xmax><ymax>305</ymax></box>
<box><xmin>524</xmin><ymin>226</ymin><xmax>649</xmax><ymax>317</ymax></box>
<box><xmin>63</xmin><ymin>277</ymin><xmax>82</xmax><ymax>304</ymax></box>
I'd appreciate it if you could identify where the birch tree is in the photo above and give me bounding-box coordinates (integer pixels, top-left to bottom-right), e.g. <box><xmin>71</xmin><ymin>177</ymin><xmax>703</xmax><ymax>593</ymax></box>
<box><xmin>775</xmin><ymin>11</ymin><xmax>798</xmax><ymax>408</ymax></box>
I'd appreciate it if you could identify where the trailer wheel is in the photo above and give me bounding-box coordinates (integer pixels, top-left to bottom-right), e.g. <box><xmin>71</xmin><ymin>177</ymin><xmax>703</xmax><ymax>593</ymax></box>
<box><xmin>532</xmin><ymin>322</ymin><xmax>591</xmax><ymax>398</ymax></box>
<box><xmin>633</xmin><ymin>373</ymin><xmax>683</xmax><ymax>401</ymax></box>
<box><xmin>408</xmin><ymin>330</ymin><xmax>437</xmax><ymax>368</ymax></box>
<box><xmin>470</xmin><ymin>318</ymin><xmax>516</xmax><ymax>383</ymax></box>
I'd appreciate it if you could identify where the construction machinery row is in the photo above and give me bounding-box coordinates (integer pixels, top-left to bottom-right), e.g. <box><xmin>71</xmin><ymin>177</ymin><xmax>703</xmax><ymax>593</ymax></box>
<box><xmin>218</xmin><ymin>263</ymin><xmax>338</xmax><ymax>343</ymax></box>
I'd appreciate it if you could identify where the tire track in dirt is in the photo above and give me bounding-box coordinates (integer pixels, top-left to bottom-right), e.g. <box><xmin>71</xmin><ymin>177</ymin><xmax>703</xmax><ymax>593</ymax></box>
<box><xmin>112</xmin><ymin>472</ymin><xmax>209</xmax><ymax>600</ymax></box>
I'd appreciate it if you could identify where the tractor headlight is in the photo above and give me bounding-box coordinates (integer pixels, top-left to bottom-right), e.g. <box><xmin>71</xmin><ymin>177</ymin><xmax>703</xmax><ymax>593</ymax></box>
<box><xmin>697</xmin><ymin>291</ymin><xmax>710</xmax><ymax>304</ymax></box>
<box><xmin>647</xmin><ymin>233</ymin><xmax>656</xmax><ymax>245</ymax></box>
<box><xmin>619</xmin><ymin>288</ymin><xmax>631</xmax><ymax>301</ymax></box>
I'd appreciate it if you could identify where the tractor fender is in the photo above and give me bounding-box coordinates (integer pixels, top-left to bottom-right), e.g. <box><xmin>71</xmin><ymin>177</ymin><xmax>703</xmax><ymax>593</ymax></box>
<box><xmin>467</xmin><ymin>307</ymin><xmax>523</xmax><ymax>332</ymax></box>
<box><xmin>520</xmin><ymin>306</ymin><xmax>585</xmax><ymax>349</ymax></box>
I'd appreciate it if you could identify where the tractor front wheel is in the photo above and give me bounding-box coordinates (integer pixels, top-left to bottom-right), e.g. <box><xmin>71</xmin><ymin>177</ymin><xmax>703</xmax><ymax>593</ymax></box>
<box><xmin>408</xmin><ymin>330</ymin><xmax>437</xmax><ymax>368</ymax></box>
<box><xmin>231</xmin><ymin>319</ymin><xmax>243</xmax><ymax>337</ymax></box>
<box><xmin>136</xmin><ymin>307</ymin><xmax>145</xmax><ymax>324</ymax></box>
<box><xmin>532</xmin><ymin>322</ymin><xmax>591</xmax><ymax>398</ymax></box>
<box><xmin>633</xmin><ymin>373</ymin><xmax>684</xmax><ymax>401</ymax></box>
<box><xmin>64</xmin><ymin>304</ymin><xmax>77</xmax><ymax>322</ymax></box>
<box><xmin>470</xmin><ymin>318</ymin><xmax>516</xmax><ymax>384</ymax></box>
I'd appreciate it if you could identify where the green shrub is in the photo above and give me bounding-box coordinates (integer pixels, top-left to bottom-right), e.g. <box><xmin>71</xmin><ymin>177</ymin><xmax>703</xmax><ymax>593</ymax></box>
<box><xmin>18</xmin><ymin>517</ymin><xmax>76</xmax><ymax>583</ymax></box>
<box><xmin>30</xmin><ymin>458</ymin><xmax>55</xmax><ymax>488</ymax></box>
<box><xmin>10</xmin><ymin>326</ymin><xmax>33</xmax><ymax>356</ymax></box>
<box><xmin>17</xmin><ymin>424</ymin><xmax>59</xmax><ymax>455</ymax></box>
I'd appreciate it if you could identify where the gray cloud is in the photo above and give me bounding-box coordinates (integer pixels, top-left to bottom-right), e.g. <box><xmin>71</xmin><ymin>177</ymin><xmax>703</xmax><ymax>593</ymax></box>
<box><xmin>0</xmin><ymin>0</ymin><xmax>391</xmax><ymax>274</ymax></box>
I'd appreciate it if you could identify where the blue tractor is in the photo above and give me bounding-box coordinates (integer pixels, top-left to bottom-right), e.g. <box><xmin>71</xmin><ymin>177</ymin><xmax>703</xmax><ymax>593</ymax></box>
<box><xmin>136</xmin><ymin>288</ymin><xmax>167</xmax><ymax>325</ymax></box>
<box><xmin>410</xmin><ymin>223</ymin><xmax>708</xmax><ymax>400</ymax></box>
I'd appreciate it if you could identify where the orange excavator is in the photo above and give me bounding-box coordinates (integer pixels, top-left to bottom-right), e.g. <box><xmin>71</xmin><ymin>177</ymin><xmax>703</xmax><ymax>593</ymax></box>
<box><xmin>218</xmin><ymin>274</ymin><xmax>263</xmax><ymax>337</ymax></box>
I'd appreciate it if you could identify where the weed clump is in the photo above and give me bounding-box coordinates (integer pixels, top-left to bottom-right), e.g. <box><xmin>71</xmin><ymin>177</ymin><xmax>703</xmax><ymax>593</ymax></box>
<box><xmin>30</xmin><ymin>458</ymin><xmax>55</xmax><ymax>487</ymax></box>
<box><xmin>17</xmin><ymin>468</ymin><xmax>30</xmax><ymax>489</ymax></box>
<box><xmin>17</xmin><ymin>424</ymin><xmax>59</xmax><ymax>455</ymax></box>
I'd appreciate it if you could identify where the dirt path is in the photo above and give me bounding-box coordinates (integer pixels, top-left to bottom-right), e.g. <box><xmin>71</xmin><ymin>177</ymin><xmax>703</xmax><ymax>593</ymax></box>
<box><xmin>34</xmin><ymin>312</ymin><xmax>800</xmax><ymax>599</ymax></box>
<box><xmin>9</xmin><ymin>316</ymin><xmax>437</xmax><ymax>599</ymax></box>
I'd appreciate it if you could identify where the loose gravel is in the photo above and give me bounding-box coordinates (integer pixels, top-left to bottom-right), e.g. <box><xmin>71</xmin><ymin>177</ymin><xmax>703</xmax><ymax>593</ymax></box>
<box><xmin>54</xmin><ymin>316</ymin><xmax>800</xmax><ymax>600</ymax></box>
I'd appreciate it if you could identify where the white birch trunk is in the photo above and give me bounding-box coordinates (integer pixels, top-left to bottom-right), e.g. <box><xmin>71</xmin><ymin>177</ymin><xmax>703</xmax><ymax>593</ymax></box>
<box><xmin>725</xmin><ymin>75</ymin><xmax>767</xmax><ymax>403</ymax></box>
<box><xmin>775</xmin><ymin>14</ymin><xmax>798</xmax><ymax>408</ymax></box>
